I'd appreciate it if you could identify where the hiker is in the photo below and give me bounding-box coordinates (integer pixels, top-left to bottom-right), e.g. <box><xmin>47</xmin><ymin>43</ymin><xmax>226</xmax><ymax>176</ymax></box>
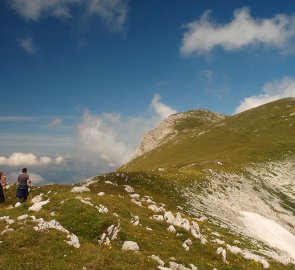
<box><xmin>0</xmin><ymin>171</ymin><xmax>7</xmax><ymax>203</ymax></box>
<box><xmin>16</xmin><ymin>168</ymin><xmax>31</xmax><ymax>202</ymax></box>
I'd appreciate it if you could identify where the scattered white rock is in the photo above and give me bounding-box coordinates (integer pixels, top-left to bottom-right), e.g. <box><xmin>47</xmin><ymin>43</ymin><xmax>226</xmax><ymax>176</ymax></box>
<box><xmin>97</xmin><ymin>204</ymin><xmax>108</xmax><ymax>213</ymax></box>
<box><xmin>67</xmin><ymin>234</ymin><xmax>81</xmax><ymax>248</ymax></box>
<box><xmin>130</xmin><ymin>193</ymin><xmax>140</xmax><ymax>199</ymax></box>
<box><xmin>1</xmin><ymin>228</ymin><xmax>14</xmax><ymax>235</ymax></box>
<box><xmin>167</xmin><ymin>225</ymin><xmax>176</xmax><ymax>233</ymax></box>
<box><xmin>17</xmin><ymin>214</ymin><xmax>29</xmax><ymax>221</ymax></box>
<box><xmin>148</xmin><ymin>204</ymin><xmax>164</xmax><ymax>213</ymax></box>
<box><xmin>98</xmin><ymin>224</ymin><xmax>120</xmax><ymax>246</ymax></box>
<box><xmin>226</xmin><ymin>245</ymin><xmax>269</xmax><ymax>268</ymax></box>
<box><xmin>0</xmin><ymin>216</ymin><xmax>15</xmax><ymax>225</ymax></box>
<box><xmin>169</xmin><ymin>261</ymin><xmax>191</xmax><ymax>270</ymax></box>
<box><xmin>32</xmin><ymin>195</ymin><xmax>43</xmax><ymax>204</ymax></box>
<box><xmin>130</xmin><ymin>215</ymin><xmax>140</xmax><ymax>226</ymax></box>
<box><xmin>76</xmin><ymin>196</ymin><xmax>94</xmax><ymax>207</ymax></box>
<box><xmin>34</xmin><ymin>219</ymin><xmax>69</xmax><ymax>233</ymax></box>
<box><xmin>104</xmin><ymin>180</ymin><xmax>117</xmax><ymax>185</ymax></box>
<box><xmin>217</xmin><ymin>247</ymin><xmax>228</xmax><ymax>263</ymax></box>
<box><xmin>113</xmin><ymin>213</ymin><xmax>119</xmax><ymax>217</ymax></box>
<box><xmin>122</xmin><ymin>241</ymin><xmax>139</xmax><ymax>251</ymax></box>
<box><xmin>50</xmin><ymin>212</ymin><xmax>56</xmax><ymax>217</ymax></box>
<box><xmin>152</xmin><ymin>215</ymin><xmax>164</xmax><ymax>221</ymax></box>
<box><xmin>70</xmin><ymin>186</ymin><xmax>90</xmax><ymax>193</ymax></box>
<box><xmin>131</xmin><ymin>199</ymin><xmax>143</xmax><ymax>207</ymax></box>
<box><xmin>150</xmin><ymin>255</ymin><xmax>165</xmax><ymax>266</ymax></box>
<box><xmin>182</xmin><ymin>239</ymin><xmax>192</xmax><ymax>251</ymax></box>
<box><xmin>125</xmin><ymin>185</ymin><xmax>134</xmax><ymax>193</ymax></box>
<box><xmin>189</xmin><ymin>264</ymin><xmax>198</xmax><ymax>270</ymax></box>
<box><xmin>29</xmin><ymin>200</ymin><xmax>50</xmax><ymax>212</ymax></box>
<box><xmin>15</xmin><ymin>202</ymin><xmax>22</xmax><ymax>208</ymax></box>
<box><xmin>146</xmin><ymin>226</ymin><xmax>153</xmax><ymax>231</ymax></box>
<box><xmin>97</xmin><ymin>192</ymin><xmax>105</xmax><ymax>196</ymax></box>
<box><xmin>212</xmin><ymin>239</ymin><xmax>225</xmax><ymax>245</ymax></box>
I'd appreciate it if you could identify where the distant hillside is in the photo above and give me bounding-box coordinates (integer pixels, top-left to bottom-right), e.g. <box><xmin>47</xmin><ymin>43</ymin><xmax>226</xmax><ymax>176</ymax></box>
<box><xmin>122</xmin><ymin>98</ymin><xmax>295</xmax><ymax>172</ymax></box>
<box><xmin>132</xmin><ymin>110</ymin><xmax>226</xmax><ymax>159</ymax></box>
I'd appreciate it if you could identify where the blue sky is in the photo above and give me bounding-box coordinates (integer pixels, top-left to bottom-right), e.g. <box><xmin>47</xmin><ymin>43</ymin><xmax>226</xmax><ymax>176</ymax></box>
<box><xmin>1</xmin><ymin>0</ymin><xmax>295</xmax><ymax>184</ymax></box>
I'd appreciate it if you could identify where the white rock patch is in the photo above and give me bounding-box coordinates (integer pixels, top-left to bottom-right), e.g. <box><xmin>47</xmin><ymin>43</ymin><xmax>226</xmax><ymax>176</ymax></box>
<box><xmin>98</xmin><ymin>224</ymin><xmax>120</xmax><ymax>246</ymax></box>
<box><xmin>167</xmin><ymin>225</ymin><xmax>176</xmax><ymax>233</ymax></box>
<box><xmin>0</xmin><ymin>216</ymin><xmax>15</xmax><ymax>225</ymax></box>
<box><xmin>67</xmin><ymin>234</ymin><xmax>81</xmax><ymax>248</ymax></box>
<box><xmin>125</xmin><ymin>185</ymin><xmax>134</xmax><ymax>193</ymax></box>
<box><xmin>226</xmin><ymin>244</ymin><xmax>269</xmax><ymax>268</ymax></box>
<box><xmin>71</xmin><ymin>186</ymin><xmax>90</xmax><ymax>193</ymax></box>
<box><xmin>150</xmin><ymin>255</ymin><xmax>165</xmax><ymax>266</ymax></box>
<box><xmin>32</xmin><ymin>195</ymin><xmax>43</xmax><ymax>204</ymax></box>
<box><xmin>33</xmin><ymin>218</ymin><xmax>80</xmax><ymax>248</ymax></box>
<box><xmin>17</xmin><ymin>214</ymin><xmax>29</xmax><ymax>221</ymax></box>
<box><xmin>29</xmin><ymin>200</ymin><xmax>50</xmax><ymax>212</ymax></box>
<box><xmin>217</xmin><ymin>247</ymin><xmax>228</xmax><ymax>263</ymax></box>
<box><xmin>15</xmin><ymin>202</ymin><xmax>21</xmax><ymax>208</ymax></box>
<box><xmin>240</xmin><ymin>211</ymin><xmax>295</xmax><ymax>260</ymax></box>
<box><xmin>122</xmin><ymin>241</ymin><xmax>139</xmax><ymax>251</ymax></box>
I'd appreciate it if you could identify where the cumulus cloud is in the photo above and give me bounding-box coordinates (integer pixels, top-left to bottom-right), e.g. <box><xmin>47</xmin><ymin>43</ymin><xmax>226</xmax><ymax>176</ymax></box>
<box><xmin>0</xmin><ymin>153</ymin><xmax>65</xmax><ymax>166</ymax></box>
<box><xmin>48</xmin><ymin>118</ymin><xmax>63</xmax><ymax>128</ymax></box>
<box><xmin>151</xmin><ymin>94</ymin><xmax>177</xmax><ymax>119</ymax></box>
<box><xmin>75</xmin><ymin>94</ymin><xmax>177</xmax><ymax>167</ymax></box>
<box><xmin>19</xmin><ymin>37</ymin><xmax>37</xmax><ymax>54</ymax></box>
<box><xmin>87</xmin><ymin>0</ymin><xmax>129</xmax><ymax>32</ymax></box>
<box><xmin>10</xmin><ymin>0</ymin><xmax>128</xmax><ymax>32</ymax></box>
<box><xmin>235</xmin><ymin>76</ymin><xmax>295</xmax><ymax>113</ymax></box>
<box><xmin>180</xmin><ymin>7</ymin><xmax>295</xmax><ymax>56</ymax></box>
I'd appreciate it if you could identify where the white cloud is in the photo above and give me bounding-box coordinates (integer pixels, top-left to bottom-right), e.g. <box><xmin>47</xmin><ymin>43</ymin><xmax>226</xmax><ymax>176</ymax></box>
<box><xmin>235</xmin><ymin>76</ymin><xmax>295</xmax><ymax>113</ymax></box>
<box><xmin>87</xmin><ymin>0</ymin><xmax>129</xmax><ymax>32</ymax></box>
<box><xmin>151</xmin><ymin>94</ymin><xmax>177</xmax><ymax>119</ymax></box>
<box><xmin>10</xmin><ymin>0</ymin><xmax>128</xmax><ymax>32</ymax></box>
<box><xmin>48</xmin><ymin>118</ymin><xmax>63</xmax><ymax>128</ymax></box>
<box><xmin>75</xmin><ymin>94</ymin><xmax>177</xmax><ymax>167</ymax></box>
<box><xmin>19</xmin><ymin>37</ymin><xmax>37</xmax><ymax>54</ymax></box>
<box><xmin>0</xmin><ymin>116</ymin><xmax>37</xmax><ymax>122</ymax></box>
<box><xmin>0</xmin><ymin>153</ymin><xmax>65</xmax><ymax>166</ymax></box>
<box><xmin>180</xmin><ymin>7</ymin><xmax>295</xmax><ymax>56</ymax></box>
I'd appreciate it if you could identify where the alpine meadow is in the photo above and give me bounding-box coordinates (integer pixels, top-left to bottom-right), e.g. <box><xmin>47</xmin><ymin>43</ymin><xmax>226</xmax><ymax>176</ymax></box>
<box><xmin>1</xmin><ymin>1</ymin><xmax>295</xmax><ymax>270</ymax></box>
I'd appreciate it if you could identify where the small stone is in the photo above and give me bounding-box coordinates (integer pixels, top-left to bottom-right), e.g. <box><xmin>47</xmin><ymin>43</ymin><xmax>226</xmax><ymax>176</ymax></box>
<box><xmin>122</xmin><ymin>241</ymin><xmax>139</xmax><ymax>251</ymax></box>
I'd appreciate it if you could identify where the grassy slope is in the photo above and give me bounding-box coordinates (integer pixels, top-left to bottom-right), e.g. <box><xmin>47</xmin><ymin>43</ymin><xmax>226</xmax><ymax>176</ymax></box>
<box><xmin>1</xmin><ymin>99</ymin><xmax>295</xmax><ymax>270</ymax></box>
<box><xmin>122</xmin><ymin>98</ymin><xmax>295</xmax><ymax>172</ymax></box>
<box><xmin>0</xmin><ymin>173</ymin><xmax>292</xmax><ymax>270</ymax></box>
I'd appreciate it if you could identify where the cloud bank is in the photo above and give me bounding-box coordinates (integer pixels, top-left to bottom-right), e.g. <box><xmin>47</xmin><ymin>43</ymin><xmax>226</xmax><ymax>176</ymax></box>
<box><xmin>180</xmin><ymin>7</ymin><xmax>295</xmax><ymax>56</ymax></box>
<box><xmin>75</xmin><ymin>94</ymin><xmax>177</xmax><ymax>167</ymax></box>
<box><xmin>10</xmin><ymin>0</ymin><xmax>129</xmax><ymax>32</ymax></box>
<box><xmin>0</xmin><ymin>153</ymin><xmax>64</xmax><ymax>166</ymax></box>
<box><xmin>235</xmin><ymin>76</ymin><xmax>295</xmax><ymax>113</ymax></box>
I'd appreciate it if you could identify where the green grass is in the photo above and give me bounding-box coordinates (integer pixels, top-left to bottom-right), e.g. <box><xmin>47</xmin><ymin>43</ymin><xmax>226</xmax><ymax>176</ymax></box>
<box><xmin>1</xmin><ymin>99</ymin><xmax>295</xmax><ymax>269</ymax></box>
<box><xmin>0</xmin><ymin>172</ymin><xmax>294</xmax><ymax>270</ymax></box>
<box><xmin>122</xmin><ymin>98</ymin><xmax>295</xmax><ymax>172</ymax></box>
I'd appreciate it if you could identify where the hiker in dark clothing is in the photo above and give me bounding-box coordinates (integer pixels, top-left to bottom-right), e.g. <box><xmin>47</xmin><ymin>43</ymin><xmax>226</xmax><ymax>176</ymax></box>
<box><xmin>0</xmin><ymin>171</ymin><xmax>6</xmax><ymax>203</ymax></box>
<box><xmin>16</xmin><ymin>168</ymin><xmax>31</xmax><ymax>202</ymax></box>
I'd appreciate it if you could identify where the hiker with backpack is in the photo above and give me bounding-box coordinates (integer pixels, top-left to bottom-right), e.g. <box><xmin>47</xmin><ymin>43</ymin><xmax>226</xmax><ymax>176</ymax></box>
<box><xmin>16</xmin><ymin>168</ymin><xmax>31</xmax><ymax>202</ymax></box>
<box><xmin>0</xmin><ymin>171</ymin><xmax>7</xmax><ymax>203</ymax></box>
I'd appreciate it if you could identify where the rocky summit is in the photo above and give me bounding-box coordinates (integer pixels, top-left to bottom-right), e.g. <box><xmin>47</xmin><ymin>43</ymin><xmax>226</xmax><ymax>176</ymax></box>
<box><xmin>1</xmin><ymin>98</ymin><xmax>295</xmax><ymax>270</ymax></box>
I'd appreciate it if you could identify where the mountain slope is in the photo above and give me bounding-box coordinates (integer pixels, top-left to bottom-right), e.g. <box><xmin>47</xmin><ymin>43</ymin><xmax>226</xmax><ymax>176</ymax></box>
<box><xmin>122</xmin><ymin>98</ymin><xmax>295</xmax><ymax>172</ymax></box>
<box><xmin>1</xmin><ymin>98</ymin><xmax>295</xmax><ymax>270</ymax></box>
